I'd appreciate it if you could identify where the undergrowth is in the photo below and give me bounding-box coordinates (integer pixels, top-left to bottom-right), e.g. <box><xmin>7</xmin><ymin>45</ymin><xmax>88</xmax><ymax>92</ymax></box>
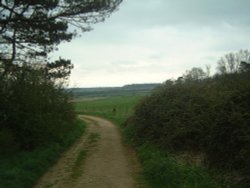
<box><xmin>137</xmin><ymin>144</ymin><xmax>219</xmax><ymax>188</ymax></box>
<box><xmin>0</xmin><ymin>119</ymin><xmax>86</xmax><ymax>188</ymax></box>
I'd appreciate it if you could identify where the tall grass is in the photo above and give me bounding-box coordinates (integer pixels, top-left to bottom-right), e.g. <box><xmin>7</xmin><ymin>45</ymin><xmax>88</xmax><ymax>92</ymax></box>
<box><xmin>0</xmin><ymin>119</ymin><xmax>86</xmax><ymax>188</ymax></box>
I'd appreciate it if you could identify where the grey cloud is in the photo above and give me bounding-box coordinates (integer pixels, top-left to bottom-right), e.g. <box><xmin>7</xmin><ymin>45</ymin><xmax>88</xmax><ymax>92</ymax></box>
<box><xmin>112</xmin><ymin>0</ymin><xmax>250</xmax><ymax>27</ymax></box>
<box><xmin>79</xmin><ymin>0</ymin><xmax>250</xmax><ymax>45</ymax></box>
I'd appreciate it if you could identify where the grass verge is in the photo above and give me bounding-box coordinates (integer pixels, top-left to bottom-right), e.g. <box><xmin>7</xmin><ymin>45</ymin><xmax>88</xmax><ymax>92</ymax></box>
<box><xmin>0</xmin><ymin>119</ymin><xmax>86</xmax><ymax>188</ymax></box>
<box><xmin>137</xmin><ymin>143</ymin><xmax>219</xmax><ymax>188</ymax></box>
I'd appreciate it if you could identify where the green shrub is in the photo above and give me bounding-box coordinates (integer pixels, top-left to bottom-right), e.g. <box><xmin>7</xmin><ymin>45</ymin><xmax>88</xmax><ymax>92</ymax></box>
<box><xmin>0</xmin><ymin>64</ymin><xmax>76</xmax><ymax>151</ymax></box>
<box><xmin>128</xmin><ymin>71</ymin><xmax>250</xmax><ymax>185</ymax></box>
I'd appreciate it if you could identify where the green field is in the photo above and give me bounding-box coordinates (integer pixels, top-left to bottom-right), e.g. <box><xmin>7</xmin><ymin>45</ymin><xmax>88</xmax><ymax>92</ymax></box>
<box><xmin>74</xmin><ymin>95</ymin><xmax>145</xmax><ymax>125</ymax></box>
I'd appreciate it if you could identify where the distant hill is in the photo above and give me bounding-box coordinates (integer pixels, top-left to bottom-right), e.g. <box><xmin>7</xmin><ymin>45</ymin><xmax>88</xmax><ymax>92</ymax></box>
<box><xmin>69</xmin><ymin>83</ymin><xmax>161</xmax><ymax>98</ymax></box>
<box><xmin>122</xmin><ymin>83</ymin><xmax>161</xmax><ymax>90</ymax></box>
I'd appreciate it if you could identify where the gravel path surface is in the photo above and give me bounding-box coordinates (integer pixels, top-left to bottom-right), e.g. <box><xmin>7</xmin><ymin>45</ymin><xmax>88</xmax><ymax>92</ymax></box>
<box><xmin>34</xmin><ymin>115</ymin><xmax>141</xmax><ymax>188</ymax></box>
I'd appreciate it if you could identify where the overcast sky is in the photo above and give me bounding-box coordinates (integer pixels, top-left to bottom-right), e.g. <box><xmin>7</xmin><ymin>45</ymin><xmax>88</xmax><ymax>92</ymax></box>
<box><xmin>52</xmin><ymin>0</ymin><xmax>250</xmax><ymax>87</ymax></box>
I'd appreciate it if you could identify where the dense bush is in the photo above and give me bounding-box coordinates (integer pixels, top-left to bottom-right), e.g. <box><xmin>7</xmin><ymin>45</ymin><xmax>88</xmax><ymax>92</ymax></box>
<box><xmin>0</xmin><ymin>62</ymin><xmax>76</xmax><ymax>152</ymax></box>
<box><xmin>127</xmin><ymin>69</ymin><xmax>250</xmax><ymax>183</ymax></box>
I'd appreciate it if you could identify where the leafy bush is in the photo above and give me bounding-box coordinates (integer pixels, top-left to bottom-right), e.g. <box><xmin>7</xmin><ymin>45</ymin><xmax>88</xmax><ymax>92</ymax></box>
<box><xmin>127</xmin><ymin>71</ymin><xmax>250</xmax><ymax>184</ymax></box>
<box><xmin>0</xmin><ymin>62</ymin><xmax>76</xmax><ymax>152</ymax></box>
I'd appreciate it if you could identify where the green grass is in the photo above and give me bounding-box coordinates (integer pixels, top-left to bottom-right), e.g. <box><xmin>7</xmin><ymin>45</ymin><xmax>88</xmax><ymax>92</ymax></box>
<box><xmin>0</xmin><ymin>119</ymin><xmax>86</xmax><ymax>188</ymax></box>
<box><xmin>137</xmin><ymin>144</ymin><xmax>219</xmax><ymax>188</ymax></box>
<box><xmin>75</xmin><ymin>95</ymin><xmax>144</xmax><ymax>124</ymax></box>
<box><xmin>71</xmin><ymin>149</ymin><xmax>88</xmax><ymax>179</ymax></box>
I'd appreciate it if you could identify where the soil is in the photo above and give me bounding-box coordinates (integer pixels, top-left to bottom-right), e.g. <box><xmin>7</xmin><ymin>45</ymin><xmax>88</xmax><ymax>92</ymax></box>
<box><xmin>34</xmin><ymin>115</ymin><xmax>143</xmax><ymax>188</ymax></box>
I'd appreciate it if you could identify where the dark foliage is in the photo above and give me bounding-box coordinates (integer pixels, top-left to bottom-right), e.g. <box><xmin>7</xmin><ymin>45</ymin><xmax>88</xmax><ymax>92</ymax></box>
<box><xmin>0</xmin><ymin>61</ymin><xmax>76</xmax><ymax>151</ymax></box>
<box><xmin>127</xmin><ymin>65</ymin><xmax>250</xmax><ymax>183</ymax></box>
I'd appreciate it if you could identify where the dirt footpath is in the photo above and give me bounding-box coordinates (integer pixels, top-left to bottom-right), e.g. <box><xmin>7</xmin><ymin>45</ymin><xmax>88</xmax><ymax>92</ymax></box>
<box><xmin>34</xmin><ymin>115</ymin><xmax>142</xmax><ymax>188</ymax></box>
